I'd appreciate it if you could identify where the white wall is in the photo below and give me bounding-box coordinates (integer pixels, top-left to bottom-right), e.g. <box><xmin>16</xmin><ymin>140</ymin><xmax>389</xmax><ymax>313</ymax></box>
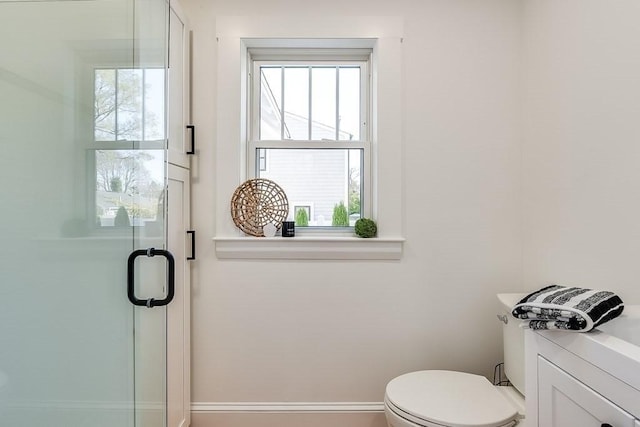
<box><xmin>522</xmin><ymin>0</ymin><xmax>640</xmax><ymax>303</ymax></box>
<box><xmin>185</xmin><ymin>0</ymin><xmax>523</xmax><ymax>425</ymax></box>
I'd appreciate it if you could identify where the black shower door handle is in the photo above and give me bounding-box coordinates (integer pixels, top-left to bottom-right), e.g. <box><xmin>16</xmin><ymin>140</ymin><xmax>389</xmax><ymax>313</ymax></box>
<box><xmin>127</xmin><ymin>248</ymin><xmax>175</xmax><ymax>308</ymax></box>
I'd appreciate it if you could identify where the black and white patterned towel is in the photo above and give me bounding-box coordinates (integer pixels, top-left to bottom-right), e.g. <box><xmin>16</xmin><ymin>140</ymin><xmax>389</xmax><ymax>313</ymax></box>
<box><xmin>512</xmin><ymin>285</ymin><xmax>624</xmax><ymax>332</ymax></box>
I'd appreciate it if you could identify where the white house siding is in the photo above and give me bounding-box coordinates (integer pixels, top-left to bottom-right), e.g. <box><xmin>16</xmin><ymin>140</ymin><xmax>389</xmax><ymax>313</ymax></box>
<box><xmin>259</xmin><ymin>149</ymin><xmax>347</xmax><ymax>224</ymax></box>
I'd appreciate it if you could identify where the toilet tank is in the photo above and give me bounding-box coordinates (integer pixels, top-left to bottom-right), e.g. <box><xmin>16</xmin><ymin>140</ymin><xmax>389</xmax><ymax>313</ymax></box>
<box><xmin>497</xmin><ymin>293</ymin><xmax>527</xmax><ymax>395</ymax></box>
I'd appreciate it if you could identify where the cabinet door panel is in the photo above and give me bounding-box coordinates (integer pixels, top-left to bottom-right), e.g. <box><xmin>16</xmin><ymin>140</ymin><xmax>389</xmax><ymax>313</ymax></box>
<box><xmin>167</xmin><ymin>164</ymin><xmax>191</xmax><ymax>427</ymax></box>
<box><xmin>538</xmin><ymin>356</ymin><xmax>635</xmax><ymax>427</ymax></box>
<box><xmin>168</xmin><ymin>1</ymin><xmax>191</xmax><ymax>168</ymax></box>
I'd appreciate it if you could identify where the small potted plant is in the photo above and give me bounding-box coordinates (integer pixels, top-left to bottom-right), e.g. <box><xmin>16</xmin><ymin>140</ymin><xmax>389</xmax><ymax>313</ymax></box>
<box><xmin>332</xmin><ymin>201</ymin><xmax>349</xmax><ymax>226</ymax></box>
<box><xmin>295</xmin><ymin>208</ymin><xmax>309</xmax><ymax>227</ymax></box>
<box><xmin>354</xmin><ymin>218</ymin><xmax>377</xmax><ymax>238</ymax></box>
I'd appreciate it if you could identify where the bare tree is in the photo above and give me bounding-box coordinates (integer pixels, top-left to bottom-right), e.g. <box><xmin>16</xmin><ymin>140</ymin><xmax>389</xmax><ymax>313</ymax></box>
<box><xmin>96</xmin><ymin>150</ymin><xmax>154</xmax><ymax>195</ymax></box>
<box><xmin>94</xmin><ymin>69</ymin><xmax>161</xmax><ymax>141</ymax></box>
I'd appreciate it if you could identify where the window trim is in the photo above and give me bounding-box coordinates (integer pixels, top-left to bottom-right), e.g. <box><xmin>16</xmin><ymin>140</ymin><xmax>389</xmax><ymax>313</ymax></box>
<box><xmin>213</xmin><ymin>236</ymin><xmax>405</xmax><ymax>260</ymax></box>
<box><xmin>246</xmin><ymin>49</ymin><xmax>373</xmax><ymax>232</ymax></box>
<box><xmin>213</xmin><ymin>25</ymin><xmax>405</xmax><ymax>259</ymax></box>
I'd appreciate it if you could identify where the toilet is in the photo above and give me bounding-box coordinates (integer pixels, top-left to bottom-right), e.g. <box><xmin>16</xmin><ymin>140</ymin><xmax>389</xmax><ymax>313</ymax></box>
<box><xmin>384</xmin><ymin>293</ymin><xmax>527</xmax><ymax>427</ymax></box>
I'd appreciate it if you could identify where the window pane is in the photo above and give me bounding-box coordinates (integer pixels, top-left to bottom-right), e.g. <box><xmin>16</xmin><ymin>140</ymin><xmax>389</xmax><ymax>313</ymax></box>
<box><xmin>338</xmin><ymin>67</ymin><xmax>360</xmax><ymax>140</ymax></box>
<box><xmin>94</xmin><ymin>69</ymin><xmax>116</xmax><ymax>141</ymax></box>
<box><xmin>283</xmin><ymin>67</ymin><xmax>309</xmax><ymax>140</ymax></box>
<box><xmin>144</xmin><ymin>68</ymin><xmax>165</xmax><ymax>140</ymax></box>
<box><xmin>95</xmin><ymin>149</ymin><xmax>164</xmax><ymax>229</ymax></box>
<box><xmin>260</xmin><ymin>67</ymin><xmax>282</xmax><ymax>140</ymax></box>
<box><xmin>311</xmin><ymin>67</ymin><xmax>336</xmax><ymax>140</ymax></box>
<box><xmin>117</xmin><ymin>69</ymin><xmax>143</xmax><ymax>141</ymax></box>
<box><xmin>347</xmin><ymin>149</ymin><xmax>362</xmax><ymax>221</ymax></box>
<box><xmin>95</xmin><ymin>68</ymin><xmax>163</xmax><ymax>143</ymax></box>
<box><xmin>257</xmin><ymin>148</ymin><xmax>362</xmax><ymax>227</ymax></box>
<box><xmin>258</xmin><ymin>148</ymin><xmax>267</xmax><ymax>171</ymax></box>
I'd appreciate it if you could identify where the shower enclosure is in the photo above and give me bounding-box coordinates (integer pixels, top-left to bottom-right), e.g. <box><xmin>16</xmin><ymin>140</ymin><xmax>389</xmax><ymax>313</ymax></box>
<box><xmin>0</xmin><ymin>0</ymin><xmax>174</xmax><ymax>425</ymax></box>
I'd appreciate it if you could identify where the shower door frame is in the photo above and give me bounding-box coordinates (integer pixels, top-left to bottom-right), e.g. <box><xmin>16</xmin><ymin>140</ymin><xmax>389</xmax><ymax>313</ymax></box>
<box><xmin>0</xmin><ymin>0</ymin><xmax>175</xmax><ymax>425</ymax></box>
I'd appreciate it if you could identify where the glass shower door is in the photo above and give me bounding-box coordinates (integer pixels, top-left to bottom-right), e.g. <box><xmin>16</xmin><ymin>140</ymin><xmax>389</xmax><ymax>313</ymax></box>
<box><xmin>0</xmin><ymin>0</ymin><xmax>170</xmax><ymax>425</ymax></box>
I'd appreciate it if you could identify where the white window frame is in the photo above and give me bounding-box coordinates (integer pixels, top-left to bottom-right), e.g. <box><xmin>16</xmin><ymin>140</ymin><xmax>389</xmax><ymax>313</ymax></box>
<box><xmin>246</xmin><ymin>48</ymin><xmax>372</xmax><ymax>233</ymax></box>
<box><xmin>88</xmin><ymin>63</ymin><xmax>166</xmax><ymax>232</ymax></box>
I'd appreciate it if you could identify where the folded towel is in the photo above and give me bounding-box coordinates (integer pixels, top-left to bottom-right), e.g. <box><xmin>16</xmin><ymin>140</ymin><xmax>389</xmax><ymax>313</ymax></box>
<box><xmin>512</xmin><ymin>285</ymin><xmax>624</xmax><ymax>332</ymax></box>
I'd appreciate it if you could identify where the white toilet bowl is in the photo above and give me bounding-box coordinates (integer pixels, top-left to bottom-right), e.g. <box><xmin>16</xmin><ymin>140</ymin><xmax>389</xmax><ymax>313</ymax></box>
<box><xmin>384</xmin><ymin>293</ymin><xmax>527</xmax><ymax>427</ymax></box>
<box><xmin>384</xmin><ymin>370</ymin><xmax>522</xmax><ymax>427</ymax></box>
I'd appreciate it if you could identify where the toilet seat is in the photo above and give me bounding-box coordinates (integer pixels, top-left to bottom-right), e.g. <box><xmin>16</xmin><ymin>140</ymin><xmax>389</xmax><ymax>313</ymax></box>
<box><xmin>385</xmin><ymin>370</ymin><xmax>519</xmax><ymax>427</ymax></box>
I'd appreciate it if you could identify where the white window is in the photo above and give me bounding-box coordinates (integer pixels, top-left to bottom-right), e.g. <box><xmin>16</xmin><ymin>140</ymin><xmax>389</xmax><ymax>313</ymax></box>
<box><xmin>247</xmin><ymin>48</ymin><xmax>372</xmax><ymax>230</ymax></box>
<box><xmin>91</xmin><ymin>68</ymin><xmax>165</xmax><ymax>229</ymax></box>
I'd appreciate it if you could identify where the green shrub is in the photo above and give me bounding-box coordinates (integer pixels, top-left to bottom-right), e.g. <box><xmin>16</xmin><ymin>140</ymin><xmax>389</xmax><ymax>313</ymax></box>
<box><xmin>354</xmin><ymin>218</ymin><xmax>377</xmax><ymax>238</ymax></box>
<box><xmin>332</xmin><ymin>201</ymin><xmax>349</xmax><ymax>227</ymax></box>
<box><xmin>295</xmin><ymin>208</ymin><xmax>309</xmax><ymax>227</ymax></box>
<box><xmin>348</xmin><ymin>192</ymin><xmax>361</xmax><ymax>215</ymax></box>
<box><xmin>114</xmin><ymin>206</ymin><xmax>131</xmax><ymax>227</ymax></box>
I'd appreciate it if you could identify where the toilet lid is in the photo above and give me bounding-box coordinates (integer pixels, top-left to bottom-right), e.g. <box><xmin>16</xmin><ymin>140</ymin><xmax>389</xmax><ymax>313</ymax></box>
<box><xmin>385</xmin><ymin>370</ymin><xmax>518</xmax><ymax>427</ymax></box>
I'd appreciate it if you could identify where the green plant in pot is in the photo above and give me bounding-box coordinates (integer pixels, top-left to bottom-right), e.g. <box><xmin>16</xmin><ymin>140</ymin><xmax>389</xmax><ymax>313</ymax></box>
<box><xmin>332</xmin><ymin>201</ymin><xmax>349</xmax><ymax>226</ymax></box>
<box><xmin>295</xmin><ymin>208</ymin><xmax>309</xmax><ymax>227</ymax></box>
<box><xmin>354</xmin><ymin>218</ymin><xmax>377</xmax><ymax>238</ymax></box>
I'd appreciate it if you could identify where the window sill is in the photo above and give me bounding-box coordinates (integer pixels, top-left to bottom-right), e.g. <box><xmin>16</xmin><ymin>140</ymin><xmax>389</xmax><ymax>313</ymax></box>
<box><xmin>213</xmin><ymin>236</ymin><xmax>405</xmax><ymax>260</ymax></box>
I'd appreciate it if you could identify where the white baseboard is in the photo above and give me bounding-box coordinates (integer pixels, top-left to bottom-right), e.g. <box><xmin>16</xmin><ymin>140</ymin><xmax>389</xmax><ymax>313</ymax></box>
<box><xmin>191</xmin><ymin>401</ymin><xmax>385</xmax><ymax>414</ymax></box>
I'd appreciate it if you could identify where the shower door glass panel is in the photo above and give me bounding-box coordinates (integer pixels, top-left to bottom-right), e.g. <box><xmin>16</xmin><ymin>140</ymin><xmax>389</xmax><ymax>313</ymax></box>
<box><xmin>0</xmin><ymin>0</ymin><xmax>169</xmax><ymax>426</ymax></box>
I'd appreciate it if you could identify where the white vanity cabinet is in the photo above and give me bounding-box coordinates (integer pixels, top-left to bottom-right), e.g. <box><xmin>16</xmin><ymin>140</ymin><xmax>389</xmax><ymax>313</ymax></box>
<box><xmin>538</xmin><ymin>356</ymin><xmax>635</xmax><ymax>426</ymax></box>
<box><xmin>525</xmin><ymin>328</ymin><xmax>640</xmax><ymax>427</ymax></box>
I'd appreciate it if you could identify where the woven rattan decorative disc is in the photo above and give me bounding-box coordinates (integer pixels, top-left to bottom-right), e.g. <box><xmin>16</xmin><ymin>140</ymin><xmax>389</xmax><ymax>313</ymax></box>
<box><xmin>230</xmin><ymin>179</ymin><xmax>289</xmax><ymax>237</ymax></box>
